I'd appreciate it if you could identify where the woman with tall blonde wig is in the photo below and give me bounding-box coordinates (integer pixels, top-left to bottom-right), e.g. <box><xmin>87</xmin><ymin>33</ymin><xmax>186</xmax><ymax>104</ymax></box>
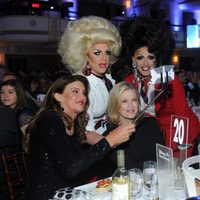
<box><xmin>58</xmin><ymin>16</ymin><xmax>122</xmax><ymax>143</ymax></box>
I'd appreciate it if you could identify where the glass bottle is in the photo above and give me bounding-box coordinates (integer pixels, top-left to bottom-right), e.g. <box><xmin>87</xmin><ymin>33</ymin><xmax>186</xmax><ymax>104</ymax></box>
<box><xmin>112</xmin><ymin>150</ymin><xmax>131</xmax><ymax>200</ymax></box>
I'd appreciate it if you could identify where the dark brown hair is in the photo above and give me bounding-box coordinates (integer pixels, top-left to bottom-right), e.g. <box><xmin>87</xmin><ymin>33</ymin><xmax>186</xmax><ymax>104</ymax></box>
<box><xmin>28</xmin><ymin>75</ymin><xmax>90</xmax><ymax>143</ymax></box>
<box><xmin>0</xmin><ymin>79</ymin><xmax>27</xmax><ymax>111</ymax></box>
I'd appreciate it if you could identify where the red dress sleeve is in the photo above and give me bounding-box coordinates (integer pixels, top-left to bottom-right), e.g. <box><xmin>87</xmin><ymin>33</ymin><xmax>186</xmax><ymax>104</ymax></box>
<box><xmin>157</xmin><ymin>76</ymin><xmax>200</xmax><ymax>157</ymax></box>
<box><xmin>125</xmin><ymin>74</ymin><xmax>134</xmax><ymax>83</ymax></box>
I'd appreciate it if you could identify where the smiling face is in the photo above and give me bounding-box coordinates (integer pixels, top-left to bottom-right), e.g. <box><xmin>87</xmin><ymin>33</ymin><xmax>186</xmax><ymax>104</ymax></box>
<box><xmin>132</xmin><ymin>46</ymin><xmax>156</xmax><ymax>77</ymax></box>
<box><xmin>54</xmin><ymin>81</ymin><xmax>87</xmax><ymax>119</ymax></box>
<box><xmin>118</xmin><ymin>88</ymin><xmax>139</xmax><ymax>124</ymax></box>
<box><xmin>0</xmin><ymin>85</ymin><xmax>17</xmax><ymax>109</ymax></box>
<box><xmin>87</xmin><ymin>43</ymin><xmax>111</xmax><ymax>76</ymax></box>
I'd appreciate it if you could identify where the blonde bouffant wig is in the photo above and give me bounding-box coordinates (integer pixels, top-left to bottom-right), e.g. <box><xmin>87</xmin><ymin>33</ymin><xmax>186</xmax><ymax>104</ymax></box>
<box><xmin>58</xmin><ymin>15</ymin><xmax>122</xmax><ymax>73</ymax></box>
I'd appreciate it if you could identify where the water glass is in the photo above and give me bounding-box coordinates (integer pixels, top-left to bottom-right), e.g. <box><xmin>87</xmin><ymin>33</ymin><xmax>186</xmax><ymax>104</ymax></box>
<box><xmin>172</xmin><ymin>157</ymin><xmax>184</xmax><ymax>190</ymax></box>
<box><xmin>129</xmin><ymin>168</ymin><xmax>143</xmax><ymax>200</ymax></box>
<box><xmin>143</xmin><ymin>161</ymin><xmax>157</xmax><ymax>199</ymax></box>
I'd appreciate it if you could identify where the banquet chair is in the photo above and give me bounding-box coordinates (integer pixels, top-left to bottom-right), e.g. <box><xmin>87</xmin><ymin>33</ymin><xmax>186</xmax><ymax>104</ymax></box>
<box><xmin>0</xmin><ymin>142</ymin><xmax>28</xmax><ymax>200</ymax></box>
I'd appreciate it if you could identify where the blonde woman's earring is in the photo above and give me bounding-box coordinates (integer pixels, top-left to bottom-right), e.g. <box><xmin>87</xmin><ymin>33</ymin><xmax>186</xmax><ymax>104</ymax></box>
<box><xmin>82</xmin><ymin>66</ymin><xmax>91</xmax><ymax>76</ymax></box>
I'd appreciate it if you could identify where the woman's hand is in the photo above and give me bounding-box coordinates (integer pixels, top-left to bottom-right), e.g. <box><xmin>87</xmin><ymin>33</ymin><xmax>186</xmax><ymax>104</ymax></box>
<box><xmin>105</xmin><ymin>123</ymin><xmax>136</xmax><ymax>148</ymax></box>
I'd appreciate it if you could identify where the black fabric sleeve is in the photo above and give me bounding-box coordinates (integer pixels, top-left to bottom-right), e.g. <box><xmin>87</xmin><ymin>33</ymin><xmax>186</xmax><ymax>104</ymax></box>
<box><xmin>37</xmin><ymin>111</ymin><xmax>112</xmax><ymax>180</ymax></box>
<box><xmin>106</xmin><ymin>117</ymin><xmax>164</xmax><ymax>170</ymax></box>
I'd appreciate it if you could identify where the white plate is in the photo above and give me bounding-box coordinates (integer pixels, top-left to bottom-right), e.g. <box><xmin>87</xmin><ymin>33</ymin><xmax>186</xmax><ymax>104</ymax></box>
<box><xmin>75</xmin><ymin>180</ymin><xmax>111</xmax><ymax>200</ymax></box>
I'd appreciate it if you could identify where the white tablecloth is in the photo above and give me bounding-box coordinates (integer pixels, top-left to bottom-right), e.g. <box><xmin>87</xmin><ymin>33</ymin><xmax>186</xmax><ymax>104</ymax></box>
<box><xmin>75</xmin><ymin>180</ymin><xmax>187</xmax><ymax>200</ymax></box>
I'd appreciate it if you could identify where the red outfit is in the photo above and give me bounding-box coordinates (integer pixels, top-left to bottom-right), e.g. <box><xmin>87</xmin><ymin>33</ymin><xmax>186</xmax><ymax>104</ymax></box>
<box><xmin>125</xmin><ymin>74</ymin><xmax>200</xmax><ymax>157</ymax></box>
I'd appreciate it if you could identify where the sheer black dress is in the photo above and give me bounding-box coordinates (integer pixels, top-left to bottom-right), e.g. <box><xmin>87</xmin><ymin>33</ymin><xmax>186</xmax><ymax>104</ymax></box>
<box><xmin>24</xmin><ymin>110</ymin><xmax>111</xmax><ymax>200</ymax></box>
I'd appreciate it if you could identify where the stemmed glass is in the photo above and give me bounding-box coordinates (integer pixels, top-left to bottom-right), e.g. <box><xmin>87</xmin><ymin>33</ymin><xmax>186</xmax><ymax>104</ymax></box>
<box><xmin>143</xmin><ymin>161</ymin><xmax>157</xmax><ymax>200</ymax></box>
<box><xmin>129</xmin><ymin>168</ymin><xmax>143</xmax><ymax>200</ymax></box>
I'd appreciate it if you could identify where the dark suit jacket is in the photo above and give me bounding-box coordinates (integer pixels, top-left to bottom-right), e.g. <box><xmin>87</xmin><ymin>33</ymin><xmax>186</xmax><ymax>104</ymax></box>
<box><xmin>0</xmin><ymin>107</ymin><xmax>20</xmax><ymax>148</ymax></box>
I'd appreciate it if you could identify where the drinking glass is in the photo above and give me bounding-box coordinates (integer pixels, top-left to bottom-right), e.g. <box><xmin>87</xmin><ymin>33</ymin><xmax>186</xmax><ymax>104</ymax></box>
<box><xmin>172</xmin><ymin>157</ymin><xmax>184</xmax><ymax>190</ymax></box>
<box><xmin>129</xmin><ymin>168</ymin><xmax>143</xmax><ymax>200</ymax></box>
<box><xmin>143</xmin><ymin>161</ymin><xmax>157</xmax><ymax>200</ymax></box>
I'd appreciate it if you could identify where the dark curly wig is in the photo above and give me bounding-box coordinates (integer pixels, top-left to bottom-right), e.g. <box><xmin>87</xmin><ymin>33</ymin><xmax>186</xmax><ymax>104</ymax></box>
<box><xmin>111</xmin><ymin>16</ymin><xmax>175</xmax><ymax>83</ymax></box>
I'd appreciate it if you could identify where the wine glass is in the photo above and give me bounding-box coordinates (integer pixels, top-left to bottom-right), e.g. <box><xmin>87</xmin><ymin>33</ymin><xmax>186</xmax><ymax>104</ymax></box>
<box><xmin>129</xmin><ymin>168</ymin><xmax>143</xmax><ymax>200</ymax></box>
<box><xmin>143</xmin><ymin>161</ymin><xmax>157</xmax><ymax>200</ymax></box>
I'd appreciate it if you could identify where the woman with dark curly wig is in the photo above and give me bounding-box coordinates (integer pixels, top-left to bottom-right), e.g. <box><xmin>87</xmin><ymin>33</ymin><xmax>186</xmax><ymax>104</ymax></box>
<box><xmin>24</xmin><ymin>75</ymin><xmax>135</xmax><ymax>200</ymax></box>
<box><xmin>112</xmin><ymin>16</ymin><xmax>200</xmax><ymax>157</ymax></box>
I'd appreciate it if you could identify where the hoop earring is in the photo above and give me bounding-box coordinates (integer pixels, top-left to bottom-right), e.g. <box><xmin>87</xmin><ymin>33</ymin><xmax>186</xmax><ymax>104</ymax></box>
<box><xmin>82</xmin><ymin>66</ymin><xmax>91</xmax><ymax>76</ymax></box>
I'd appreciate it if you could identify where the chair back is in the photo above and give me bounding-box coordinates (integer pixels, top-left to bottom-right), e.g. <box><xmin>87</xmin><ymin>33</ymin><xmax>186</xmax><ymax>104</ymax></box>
<box><xmin>0</xmin><ymin>142</ymin><xmax>28</xmax><ymax>200</ymax></box>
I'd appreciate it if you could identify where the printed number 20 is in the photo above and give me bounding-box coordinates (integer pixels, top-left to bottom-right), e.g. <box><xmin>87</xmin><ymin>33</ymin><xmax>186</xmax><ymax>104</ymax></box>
<box><xmin>173</xmin><ymin>118</ymin><xmax>184</xmax><ymax>144</ymax></box>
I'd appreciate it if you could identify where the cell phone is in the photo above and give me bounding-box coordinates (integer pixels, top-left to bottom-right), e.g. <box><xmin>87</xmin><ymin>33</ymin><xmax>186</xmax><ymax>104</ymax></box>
<box><xmin>150</xmin><ymin>65</ymin><xmax>174</xmax><ymax>84</ymax></box>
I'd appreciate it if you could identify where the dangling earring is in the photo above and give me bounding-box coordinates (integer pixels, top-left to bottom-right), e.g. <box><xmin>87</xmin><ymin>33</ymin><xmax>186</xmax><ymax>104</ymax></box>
<box><xmin>132</xmin><ymin>61</ymin><xmax>136</xmax><ymax>69</ymax></box>
<box><xmin>60</xmin><ymin>102</ymin><xmax>64</xmax><ymax>112</ymax></box>
<box><xmin>82</xmin><ymin>66</ymin><xmax>91</xmax><ymax>76</ymax></box>
<box><xmin>132</xmin><ymin>61</ymin><xmax>138</xmax><ymax>80</ymax></box>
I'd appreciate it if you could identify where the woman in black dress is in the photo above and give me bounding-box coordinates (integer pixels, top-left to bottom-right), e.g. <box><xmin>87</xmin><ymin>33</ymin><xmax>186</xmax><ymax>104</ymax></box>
<box><xmin>103</xmin><ymin>82</ymin><xmax>165</xmax><ymax>170</ymax></box>
<box><xmin>24</xmin><ymin>75</ymin><xmax>135</xmax><ymax>200</ymax></box>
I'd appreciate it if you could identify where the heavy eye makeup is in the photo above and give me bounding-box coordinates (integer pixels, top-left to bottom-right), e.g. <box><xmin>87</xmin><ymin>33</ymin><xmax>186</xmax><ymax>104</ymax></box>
<box><xmin>148</xmin><ymin>55</ymin><xmax>156</xmax><ymax>60</ymax></box>
<box><xmin>93</xmin><ymin>49</ymin><xmax>111</xmax><ymax>56</ymax></box>
<box><xmin>93</xmin><ymin>50</ymin><xmax>101</xmax><ymax>56</ymax></box>
<box><xmin>136</xmin><ymin>55</ymin><xmax>156</xmax><ymax>61</ymax></box>
<box><xmin>105</xmin><ymin>50</ymin><xmax>111</xmax><ymax>56</ymax></box>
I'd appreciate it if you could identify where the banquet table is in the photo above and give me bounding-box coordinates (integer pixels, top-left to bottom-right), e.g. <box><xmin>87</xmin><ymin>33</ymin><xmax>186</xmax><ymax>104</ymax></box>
<box><xmin>75</xmin><ymin>179</ymin><xmax>187</xmax><ymax>200</ymax></box>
